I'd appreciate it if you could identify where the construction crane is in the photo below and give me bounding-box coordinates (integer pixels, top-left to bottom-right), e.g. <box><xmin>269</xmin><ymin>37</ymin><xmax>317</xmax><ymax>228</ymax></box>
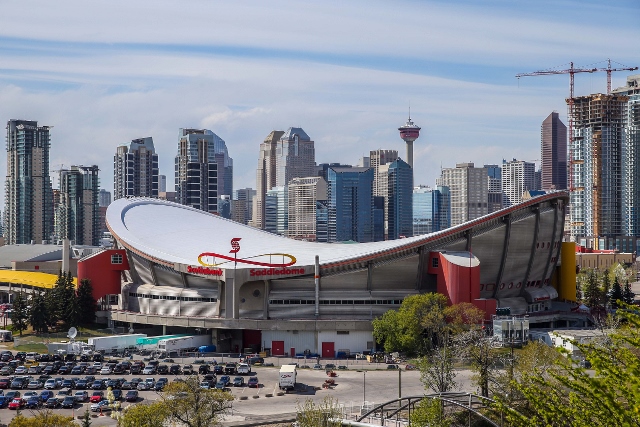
<box><xmin>516</xmin><ymin>59</ymin><xmax>638</xmax><ymax>191</ymax></box>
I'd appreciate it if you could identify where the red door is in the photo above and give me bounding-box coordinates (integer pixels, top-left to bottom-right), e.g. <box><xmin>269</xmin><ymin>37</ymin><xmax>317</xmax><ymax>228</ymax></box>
<box><xmin>290</xmin><ymin>348</ymin><xmax>296</xmax><ymax>357</ymax></box>
<box><xmin>322</xmin><ymin>342</ymin><xmax>335</xmax><ymax>358</ymax></box>
<box><xmin>272</xmin><ymin>341</ymin><xmax>284</xmax><ymax>356</ymax></box>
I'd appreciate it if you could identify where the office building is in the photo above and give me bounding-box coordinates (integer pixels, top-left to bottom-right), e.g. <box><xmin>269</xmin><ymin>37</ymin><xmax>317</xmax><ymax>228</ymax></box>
<box><xmin>413</xmin><ymin>185</ymin><xmax>451</xmax><ymax>235</ymax></box>
<box><xmin>378</xmin><ymin>159</ymin><xmax>413</xmax><ymax>240</ymax></box>
<box><xmin>264</xmin><ymin>186</ymin><xmax>287</xmax><ymax>236</ymax></box>
<box><xmin>275</xmin><ymin>127</ymin><xmax>315</xmax><ymax>188</ymax></box>
<box><xmin>614</xmin><ymin>75</ymin><xmax>640</xmax><ymax>241</ymax></box>
<box><xmin>4</xmin><ymin>119</ymin><xmax>54</xmax><ymax>245</ymax></box>
<box><xmin>370</xmin><ymin>149</ymin><xmax>398</xmax><ymax>197</ymax></box>
<box><xmin>234</xmin><ymin>188</ymin><xmax>256</xmax><ymax>225</ymax></box>
<box><xmin>230</xmin><ymin>200</ymin><xmax>248</xmax><ymax>225</ymax></box>
<box><xmin>251</xmin><ymin>130</ymin><xmax>284</xmax><ymax>229</ymax></box>
<box><xmin>287</xmin><ymin>177</ymin><xmax>327</xmax><ymax>241</ymax></box>
<box><xmin>357</xmin><ymin>157</ymin><xmax>370</xmax><ymax>168</ymax></box>
<box><xmin>541</xmin><ymin>112</ymin><xmax>567</xmax><ymax>191</ymax></box>
<box><xmin>98</xmin><ymin>189</ymin><xmax>111</xmax><ymax>207</ymax></box>
<box><xmin>218</xmin><ymin>195</ymin><xmax>231</xmax><ymax>219</ymax></box>
<box><xmin>485</xmin><ymin>164</ymin><xmax>503</xmax><ymax>213</ymax></box>
<box><xmin>315</xmin><ymin>163</ymin><xmax>351</xmax><ymax>182</ymax></box>
<box><xmin>569</xmin><ymin>93</ymin><xmax>627</xmax><ymax>245</ymax></box>
<box><xmin>55</xmin><ymin>165</ymin><xmax>100</xmax><ymax>246</ymax></box>
<box><xmin>114</xmin><ymin>137</ymin><xmax>159</xmax><ymax>200</ymax></box>
<box><xmin>502</xmin><ymin>159</ymin><xmax>536</xmax><ymax>208</ymax></box>
<box><xmin>327</xmin><ymin>166</ymin><xmax>375</xmax><ymax>243</ymax></box>
<box><xmin>159</xmin><ymin>175</ymin><xmax>167</xmax><ymax>193</ymax></box>
<box><xmin>436</xmin><ymin>163</ymin><xmax>488</xmax><ymax>227</ymax></box>
<box><xmin>158</xmin><ymin>192</ymin><xmax>176</xmax><ymax>203</ymax></box>
<box><xmin>175</xmin><ymin>129</ymin><xmax>222</xmax><ymax>214</ymax></box>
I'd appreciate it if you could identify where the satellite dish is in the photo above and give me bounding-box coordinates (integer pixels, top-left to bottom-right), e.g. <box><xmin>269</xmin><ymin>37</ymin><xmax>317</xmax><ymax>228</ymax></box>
<box><xmin>67</xmin><ymin>327</ymin><xmax>77</xmax><ymax>339</ymax></box>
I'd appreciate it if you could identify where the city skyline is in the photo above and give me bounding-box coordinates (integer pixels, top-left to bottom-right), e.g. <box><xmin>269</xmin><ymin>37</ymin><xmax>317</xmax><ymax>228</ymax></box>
<box><xmin>0</xmin><ymin>1</ymin><xmax>638</xmax><ymax>207</ymax></box>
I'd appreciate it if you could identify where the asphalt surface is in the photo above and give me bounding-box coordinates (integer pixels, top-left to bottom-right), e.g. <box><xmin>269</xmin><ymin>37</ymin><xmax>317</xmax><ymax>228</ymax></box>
<box><xmin>0</xmin><ymin>352</ymin><xmax>478</xmax><ymax>426</ymax></box>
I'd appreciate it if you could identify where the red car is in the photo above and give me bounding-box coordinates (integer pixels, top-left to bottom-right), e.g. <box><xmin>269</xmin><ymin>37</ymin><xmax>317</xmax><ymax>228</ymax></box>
<box><xmin>0</xmin><ymin>378</ymin><xmax>10</xmax><ymax>389</ymax></box>
<box><xmin>8</xmin><ymin>398</ymin><xmax>24</xmax><ymax>410</ymax></box>
<box><xmin>90</xmin><ymin>391</ymin><xmax>104</xmax><ymax>403</ymax></box>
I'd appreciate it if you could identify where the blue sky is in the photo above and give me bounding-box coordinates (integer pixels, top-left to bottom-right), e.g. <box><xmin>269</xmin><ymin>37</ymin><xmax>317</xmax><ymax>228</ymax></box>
<box><xmin>0</xmin><ymin>0</ymin><xmax>638</xmax><ymax>196</ymax></box>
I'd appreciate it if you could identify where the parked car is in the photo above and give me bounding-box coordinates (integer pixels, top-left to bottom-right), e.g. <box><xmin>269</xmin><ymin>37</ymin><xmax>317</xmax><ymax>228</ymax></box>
<box><xmin>247</xmin><ymin>377</ymin><xmax>259</xmax><ymax>388</ymax></box>
<box><xmin>90</xmin><ymin>400</ymin><xmax>111</xmax><ymax>412</ymax></box>
<box><xmin>61</xmin><ymin>396</ymin><xmax>76</xmax><ymax>408</ymax></box>
<box><xmin>0</xmin><ymin>378</ymin><xmax>10</xmax><ymax>389</ymax></box>
<box><xmin>27</xmin><ymin>380</ymin><xmax>42</xmax><ymax>390</ymax></box>
<box><xmin>112</xmin><ymin>389</ymin><xmax>122</xmax><ymax>401</ymax></box>
<box><xmin>125</xmin><ymin>390</ymin><xmax>138</xmax><ymax>402</ymax></box>
<box><xmin>45</xmin><ymin>397</ymin><xmax>60</xmax><ymax>408</ymax></box>
<box><xmin>0</xmin><ymin>396</ymin><xmax>8</xmax><ymax>408</ymax></box>
<box><xmin>136</xmin><ymin>382</ymin><xmax>150</xmax><ymax>391</ymax></box>
<box><xmin>213</xmin><ymin>365</ymin><xmax>223</xmax><ymax>374</ymax></box>
<box><xmin>142</xmin><ymin>366</ymin><xmax>157</xmax><ymax>375</ymax></box>
<box><xmin>214</xmin><ymin>381</ymin><xmax>229</xmax><ymax>391</ymax></box>
<box><xmin>90</xmin><ymin>391</ymin><xmax>104</xmax><ymax>403</ymax></box>
<box><xmin>198</xmin><ymin>364</ymin><xmax>210</xmax><ymax>374</ymax></box>
<box><xmin>169</xmin><ymin>364</ymin><xmax>181</xmax><ymax>375</ymax></box>
<box><xmin>25</xmin><ymin>396</ymin><xmax>41</xmax><ymax>409</ymax></box>
<box><xmin>22</xmin><ymin>391</ymin><xmax>38</xmax><ymax>400</ymax></box>
<box><xmin>8</xmin><ymin>398</ymin><xmax>25</xmax><ymax>410</ymax></box>
<box><xmin>233</xmin><ymin>377</ymin><xmax>245</xmax><ymax>387</ymax></box>
<box><xmin>5</xmin><ymin>391</ymin><xmax>20</xmax><ymax>400</ymax></box>
<box><xmin>75</xmin><ymin>379</ymin><xmax>88</xmax><ymax>389</ymax></box>
<box><xmin>199</xmin><ymin>381</ymin><xmax>211</xmax><ymax>389</ymax></box>
<box><xmin>183</xmin><ymin>364</ymin><xmax>194</xmax><ymax>375</ymax></box>
<box><xmin>91</xmin><ymin>380</ymin><xmax>104</xmax><ymax>390</ymax></box>
<box><xmin>74</xmin><ymin>391</ymin><xmax>89</xmax><ymax>402</ymax></box>
<box><xmin>39</xmin><ymin>390</ymin><xmax>53</xmax><ymax>401</ymax></box>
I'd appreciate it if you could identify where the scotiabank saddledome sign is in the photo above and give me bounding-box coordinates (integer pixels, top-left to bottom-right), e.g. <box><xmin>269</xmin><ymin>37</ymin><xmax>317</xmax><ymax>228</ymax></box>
<box><xmin>189</xmin><ymin>238</ymin><xmax>304</xmax><ymax>278</ymax></box>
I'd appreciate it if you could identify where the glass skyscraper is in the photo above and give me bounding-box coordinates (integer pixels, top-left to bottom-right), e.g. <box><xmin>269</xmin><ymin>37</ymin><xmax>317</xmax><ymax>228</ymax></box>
<box><xmin>327</xmin><ymin>166</ymin><xmax>375</xmax><ymax>243</ymax></box>
<box><xmin>55</xmin><ymin>165</ymin><xmax>100</xmax><ymax>246</ymax></box>
<box><xmin>114</xmin><ymin>137</ymin><xmax>159</xmax><ymax>200</ymax></box>
<box><xmin>413</xmin><ymin>185</ymin><xmax>451</xmax><ymax>235</ymax></box>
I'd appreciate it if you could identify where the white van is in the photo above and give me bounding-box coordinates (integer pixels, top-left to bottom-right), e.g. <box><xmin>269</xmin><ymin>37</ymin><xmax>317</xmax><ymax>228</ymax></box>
<box><xmin>25</xmin><ymin>352</ymin><xmax>39</xmax><ymax>361</ymax></box>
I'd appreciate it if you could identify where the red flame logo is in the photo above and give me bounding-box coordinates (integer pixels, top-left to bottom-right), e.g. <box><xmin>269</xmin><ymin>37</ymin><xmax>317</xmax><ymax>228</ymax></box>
<box><xmin>230</xmin><ymin>238</ymin><xmax>241</xmax><ymax>254</ymax></box>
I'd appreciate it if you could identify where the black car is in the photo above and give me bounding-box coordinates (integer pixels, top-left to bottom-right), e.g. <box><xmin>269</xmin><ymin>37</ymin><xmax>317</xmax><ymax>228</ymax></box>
<box><xmin>157</xmin><ymin>365</ymin><xmax>169</xmax><ymax>374</ymax></box>
<box><xmin>113</xmin><ymin>364</ymin><xmax>126</xmax><ymax>374</ymax></box>
<box><xmin>61</xmin><ymin>396</ymin><xmax>76</xmax><ymax>408</ymax></box>
<box><xmin>120</xmin><ymin>381</ymin><xmax>133</xmax><ymax>390</ymax></box>
<box><xmin>39</xmin><ymin>354</ymin><xmax>50</xmax><ymax>362</ymax></box>
<box><xmin>42</xmin><ymin>365</ymin><xmax>55</xmax><ymax>375</ymax></box>
<box><xmin>45</xmin><ymin>397</ymin><xmax>60</xmax><ymax>408</ymax></box>
<box><xmin>224</xmin><ymin>363</ymin><xmax>236</xmax><ymax>375</ymax></box>
<box><xmin>125</xmin><ymin>390</ymin><xmax>138</xmax><ymax>402</ymax></box>
<box><xmin>213</xmin><ymin>365</ymin><xmax>223</xmax><ymax>374</ymax></box>
<box><xmin>57</xmin><ymin>366</ymin><xmax>71</xmax><ymax>375</ymax></box>
<box><xmin>154</xmin><ymin>381</ymin><xmax>166</xmax><ymax>391</ymax></box>
<box><xmin>169</xmin><ymin>365</ymin><xmax>181</xmax><ymax>375</ymax></box>
<box><xmin>80</xmin><ymin>355</ymin><xmax>89</xmax><ymax>362</ymax></box>
<box><xmin>112</xmin><ymin>389</ymin><xmax>122</xmax><ymax>401</ymax></box>
<box><xmin>106</xmin><ymin>379</ymin><xmax>120</xmax><ymax>389</ymax></box>
<box><xmin>71</xmin><ymin>366</ymin><xmax>84</xmax><ymax>375</ymax></box>
<box><xmin>91</xmin><ymin>380</ymin><xmax>104</xmax><ymax>390</ymax></box>
<box><xmin>92</xmin><ymin>354</ymin><xmax>103</xmax><ymax>362</ymax></box>
<box><xmin>198</xmin><ymin>365</ymin><xmax>210</xmax><ymax>374</ymax></box>
<box><xmin>130</xmin><ymin>365</ymin><xmax>143</xmax><ymax>375</ymax></box>
<box><xmin>62</xmin><ymin>379</ymin><xmax>74</xmax><ymax>389</ymax></box>
<box><xmin>75</xmin><ymin>380</ymin><xmax>87</xmax><ymax>389</ymax></box>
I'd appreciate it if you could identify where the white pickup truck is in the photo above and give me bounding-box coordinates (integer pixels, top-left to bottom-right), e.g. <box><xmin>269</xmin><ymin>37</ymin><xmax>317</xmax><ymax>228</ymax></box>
<box><xmin>237</xmin><ymin>363</ymin><xmax>251</xmax><ymax>375</ymax></box>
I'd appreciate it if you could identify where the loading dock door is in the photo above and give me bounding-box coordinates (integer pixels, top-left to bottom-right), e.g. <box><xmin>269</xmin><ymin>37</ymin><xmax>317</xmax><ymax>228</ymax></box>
<box><xmin>272</xmin><ymin>341</ymin><xmax>285</xmax><ymax>356</ymax></box>
<box><xmin>322</xmin><ymin>342</ymin><xmax>335</xmax><ymax>358</ymax></box>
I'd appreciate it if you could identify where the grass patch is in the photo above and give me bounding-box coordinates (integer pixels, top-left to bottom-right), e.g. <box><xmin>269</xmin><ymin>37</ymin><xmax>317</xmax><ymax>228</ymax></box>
<box><xmin>13</xmin><ymin>343</ymin><xmax>48</xmax><ymax>353</ymax></box>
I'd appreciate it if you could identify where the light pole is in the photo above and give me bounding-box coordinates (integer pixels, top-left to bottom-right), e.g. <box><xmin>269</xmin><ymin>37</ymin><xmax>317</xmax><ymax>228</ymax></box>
<box><xmin>363</xmin><ymin>371</ymin><xmax>366</xmax><ymax>404</ymax></box>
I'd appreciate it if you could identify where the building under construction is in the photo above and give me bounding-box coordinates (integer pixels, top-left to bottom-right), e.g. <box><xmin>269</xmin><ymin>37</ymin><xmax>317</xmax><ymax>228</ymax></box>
<box><xmin>569</xmin><ymin>93</ymin><xmax>628</xmax><ymax>248</ymax></box>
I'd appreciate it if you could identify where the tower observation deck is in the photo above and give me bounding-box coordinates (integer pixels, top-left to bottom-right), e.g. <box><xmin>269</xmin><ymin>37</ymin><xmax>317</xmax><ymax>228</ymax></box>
<box><xmin>398</xmin><ymin>116</ymin><xmax>420</xmax><ymax>168</ymax></box>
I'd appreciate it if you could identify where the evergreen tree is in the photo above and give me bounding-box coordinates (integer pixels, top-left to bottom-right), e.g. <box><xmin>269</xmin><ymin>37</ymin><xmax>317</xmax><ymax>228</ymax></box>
<box><xmin>623</xmin><ymin>280</ymin><xmax>635</xmax><ymax>305</ymax></box>
<box><xmin>583</xmin><ymin>270</ymin><xmax>602</xmax><ymax>308</ymax></box>
<box><xmin>29</xmin><ymin>292</ymin><xmax>48</xmax><ymax>333</ymax></box>
<box><xmin>44</xmin><ymin>288</ymin><xmax>59</xmax><ymax>330</ymax></box>
<box><xmin>60</xmin><ymin>272</ymin><xmax>80</xmax><ymax>328</ymax></box>
<box><xmin>76</xmin><ymin>279</ymin><xmax>97</xmax><ymax>325</ymax></box>
<box><xmin>608</xmin><ymin>278</ymin><xmax>624</xmax><ymax>309</ymax></box>
<box><xmin>10</xmin><ymin>292</ymin><xmax>29</xmax><ymax>336</ymax></box>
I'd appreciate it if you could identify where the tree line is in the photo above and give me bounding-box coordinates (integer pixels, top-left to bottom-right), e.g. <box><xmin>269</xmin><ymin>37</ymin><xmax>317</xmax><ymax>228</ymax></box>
<box><xmin>10</xmin><ymin>271</ymin><xmax>97</xmax><ymax>336</ymax></box>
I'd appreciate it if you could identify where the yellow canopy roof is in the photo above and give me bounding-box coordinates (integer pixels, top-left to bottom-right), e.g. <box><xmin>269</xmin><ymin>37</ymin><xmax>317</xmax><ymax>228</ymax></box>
<box><xmin>0</xmin><ymin>271</ymin><xmax>77</xmax><ymax>289</ymax></box>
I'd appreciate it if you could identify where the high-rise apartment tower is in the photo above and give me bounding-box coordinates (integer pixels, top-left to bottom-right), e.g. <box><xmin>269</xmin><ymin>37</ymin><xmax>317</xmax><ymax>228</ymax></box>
<box><xmin>251</xmin><ymin>130</ymin><xmax>284</xmax><ymax>229</ymax></box>
<box><xmin>436</xmin><ymin>163</ymin><xmax>488</xmax><ymax>227</ymax></box>
<box><xmin>4</xmin><ymin>119</ymin><xmax>54</xmax><ymax>244</ymax></box>
<box><xmin>55</xmin><ymin>165</ymin><xmax>100</xmax><ymax>246</ymax></box>
<box><xmin>114</xmin><ymin>137</ymin><xmax>159</xmax><ymax>200</ymax></box>
<box><xmin>502</xmin><ymin>159</ymin><xmax>536</xmax><ymax>207</ymax></box>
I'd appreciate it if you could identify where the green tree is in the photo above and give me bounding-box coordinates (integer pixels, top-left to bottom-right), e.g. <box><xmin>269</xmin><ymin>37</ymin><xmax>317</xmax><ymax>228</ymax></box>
<box><xmin>601</xmin><ymin>269</ymin><xmax>611</xmax><ymax>305</ymax></box>
<box><xmin>492</xmin><ymin>307</ymin><xmax>640</xmax><ymax>426</ymax></box>
<box><xmin>410</xmin><ymin>398</ymin><xmax>452</xmax><ymax>427</ymax></box>
<box><xmin>582</xmin><ymin>269</ymin><xmax>602</xmax><ymax>309</ymax></box>
<box><xmin>118</xmin><ymin>401</ymin><xmax>167</xmax><ymax>427</ymax></box>
<box><xmin>372</xmin><ymin>293</ymin><xmax>449</xmax><ymax>355</ymax></box>
<box><xmin>159</xmin><ymin>375</ymin><xmax>233</xmax><ymax>427</ymax></box>
<box><xmin>44</xmin><ymin>288</ymin><xmax>59</xmax><ymax>330</ymax></box>
<box><xmin>80</xmin><ymin>409</ymin><xmax>92</xmax><ymax>427</ymax></box>
<box><xmin>296</xmin><ymin>397</ymin><xmax>342</xmax><ymax>427</ymax></box>
<box><xmin>418</xmin><ymin>344</ymin><xmax>457</xmax><ymax>393</ymax></box>
<box><xmin>76</xmin><ymin>279</ymin><xmax>97</xmax><ymax>325</ymax></box>
<box><xmin>29</xmin><ymin>291</ymin><xmax>48</xmax><ymax>333</ymax></box>
<box><xmin>607</xmin><ymin>277</ymin><xmax>624</xmax><ymax>309</ymax></box>
<box><xmin>10</xmin><ymin>292</ymin><xmax>29</xmax><ymax>336</ymax></box>
<box><xmin>454</xmin><ymin>330</ymin><xmax>501</xmax><ymax>398</ymax></box>
<box><xmin>623</xmin><ymin>280</ymin><xmax>635</xmax><ymax>305</ymax></box>
<box><xmin>9</xmin><ymin>410</ymin><xmax>76</xmax><ymax>426</ymax></box>
<box><xmin>61</xmin><ymin>271</ymin><xmax>80</xmax><ymax>328</ymax></box>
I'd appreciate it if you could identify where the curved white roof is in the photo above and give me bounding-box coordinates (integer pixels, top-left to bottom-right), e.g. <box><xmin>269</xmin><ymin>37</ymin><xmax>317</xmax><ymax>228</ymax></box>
<box><xmin>106</xmin><ymin>198</ymin><xmax>433</xmax><ymax>269</ymax></box>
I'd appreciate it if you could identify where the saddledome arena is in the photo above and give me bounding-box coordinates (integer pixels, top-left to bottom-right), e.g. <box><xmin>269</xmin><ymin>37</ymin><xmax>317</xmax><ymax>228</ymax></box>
<box><xmin>105</xmin><ymin>192</ymin><xmax>570</xmax><ymax>355</ymax></box>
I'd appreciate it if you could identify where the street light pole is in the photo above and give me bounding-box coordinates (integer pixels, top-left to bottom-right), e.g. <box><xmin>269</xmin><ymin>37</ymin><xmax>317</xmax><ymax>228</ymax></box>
<box><xmin>363</xmin><ymin>371</ymin><xmax>366</xmax><ymax>404</ymax></box>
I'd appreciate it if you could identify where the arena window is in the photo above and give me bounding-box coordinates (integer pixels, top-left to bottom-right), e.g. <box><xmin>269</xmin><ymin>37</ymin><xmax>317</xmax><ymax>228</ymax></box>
<box><xmin>111</xmin><ymin>253</ymin><xmax>123</xmax><ymax>264</ymax></box>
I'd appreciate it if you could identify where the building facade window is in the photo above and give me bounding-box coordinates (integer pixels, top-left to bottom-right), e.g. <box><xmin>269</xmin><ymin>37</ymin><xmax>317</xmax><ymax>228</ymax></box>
<box><xmin>111</xmin><ymin>254</ymin><xmax>123</xmax><ymax>264</ymax></box>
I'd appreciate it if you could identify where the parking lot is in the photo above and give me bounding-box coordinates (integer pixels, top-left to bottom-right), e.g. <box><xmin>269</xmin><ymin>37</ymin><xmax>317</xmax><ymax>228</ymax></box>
<box><xmin>0</xmin><ymin>349</ymin><xmax>469</xmax><ymax>426</ymax></box>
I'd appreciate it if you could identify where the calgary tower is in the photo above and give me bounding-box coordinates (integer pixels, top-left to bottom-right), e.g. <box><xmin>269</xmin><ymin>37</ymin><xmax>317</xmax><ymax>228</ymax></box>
<box><xmin>398</xmin><ymin>114</ymin><xmax>420</xmax><ymax>169</ymax></box>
